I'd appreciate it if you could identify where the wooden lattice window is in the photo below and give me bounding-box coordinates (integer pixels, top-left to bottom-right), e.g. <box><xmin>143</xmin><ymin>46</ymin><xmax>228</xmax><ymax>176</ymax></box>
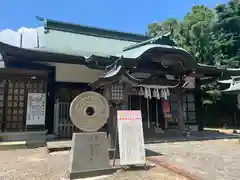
<box><xmin>5</xmin><ymin>80</ymin><xmax>26</xmax><ymax>131</ymax></box>
<box><xmin>1</xmin><ymin>78</ymin><xmax>47</xmax><ymax>132</ymax></box>
<box><xmin>183</xmin><ymin>94</ymin><xmax>196</xmax><ymax>122</ymax></box>
<box><xmin>169</xmin><ymin>94</ymin><xmax>179</xmax><ymax>122</ymax></box>
<box><xmin>0</xmin><ymin>80</ymin><xmax>5</xmax><ymax>132</ymax></box>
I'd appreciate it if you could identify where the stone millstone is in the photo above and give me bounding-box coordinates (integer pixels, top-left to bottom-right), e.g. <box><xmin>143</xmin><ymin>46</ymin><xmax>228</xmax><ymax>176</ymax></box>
<box><xmin>69</xmin><ymin>91</ymin><xmax>109</xmax><ymax>132</ymax></box>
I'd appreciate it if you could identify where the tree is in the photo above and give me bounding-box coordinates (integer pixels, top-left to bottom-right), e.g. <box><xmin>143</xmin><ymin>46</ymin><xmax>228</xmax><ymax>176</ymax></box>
<box><xmin>213</xmin><ymin>0</ymin><xmax>240</xmax><ymax>67</ymax></box>
<box><xmin>147</xmin><ymin>0</ymin><xmax>240</xmax><ymax>126</ymax></box>
<box><xmin>147</xmin><ymin>18</ymin><xmax>179</xmax><ymax>39</ymax></box>
<box><xmin>147</xmin><ymin>5</ymin><xmax>216</xmax><ymax>65</ymax></box>
<box><xmin>177</xmin><ymin>5</ymin><xmax>216</xmax><ymax>64</ymax></box>
<box><xmin>147</xmin><ymin>1</ymin><xmax>240</xmax><ymax>67</ymax></box>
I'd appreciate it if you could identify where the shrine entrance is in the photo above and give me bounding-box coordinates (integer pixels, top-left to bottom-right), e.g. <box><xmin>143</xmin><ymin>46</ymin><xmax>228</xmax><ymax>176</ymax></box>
<box><xmin>128</xmin><ymin>95</ymin><xmax>165</xmax><ymax>129</ymax></box>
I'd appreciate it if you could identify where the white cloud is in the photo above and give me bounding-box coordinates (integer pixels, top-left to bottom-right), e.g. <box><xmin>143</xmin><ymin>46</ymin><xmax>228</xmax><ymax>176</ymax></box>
<box><xmin>18</xmin><ymin>27</ymin><xmax>39</xmax><ymax>33</ymax></box>
<box><xmin>0</xmin><ymin>27</ymin><xmax>44</xmax><ymax>48</ymax></box>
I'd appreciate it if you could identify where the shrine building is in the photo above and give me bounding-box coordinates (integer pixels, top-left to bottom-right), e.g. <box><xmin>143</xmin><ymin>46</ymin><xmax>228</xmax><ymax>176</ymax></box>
<box><xmin>0</xmin><ymin>17</ymin><xmax>238</xmax><ymax>141</ymax></box>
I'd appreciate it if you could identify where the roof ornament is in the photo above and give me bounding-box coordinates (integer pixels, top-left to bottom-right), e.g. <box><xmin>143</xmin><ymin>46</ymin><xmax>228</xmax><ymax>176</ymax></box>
<box><xmin>123</xmin><ymin>31</ymin><xmax>176</xmax><ymax>52</ymax></box>
<box><xmin>36</xmin><ymin>16</ymin><xmax>44</xmax><ymax>21</ymax></box>
<box><xmin>105</xmin><ymin>56</ymin><xmax>123</xmax><ymax>72</ymax></box>
<box><xmin>36</xmin><ymin>16</ymin><xmax>49</xmax><ymax>33</ymax></box>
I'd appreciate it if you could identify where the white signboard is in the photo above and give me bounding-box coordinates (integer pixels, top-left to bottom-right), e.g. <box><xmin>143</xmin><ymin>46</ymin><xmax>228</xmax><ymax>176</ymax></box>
<box><xmin>117</xmin><ymin>110</ymin><xmax>145</xmax><ymax>166</ymax></box>
<box><xmin>26</xmin><ymin>93</ymin><xmax>46</xmax><ymax>125</ymax></box>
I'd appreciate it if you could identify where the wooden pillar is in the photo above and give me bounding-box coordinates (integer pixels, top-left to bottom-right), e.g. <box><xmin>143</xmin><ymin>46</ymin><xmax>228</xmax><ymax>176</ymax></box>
<box><xmin>104</xmin><ymin>83</ymin><xmax>130</xmax><ymax>158</ymax></box>
<box><xmin>107</xmin><ymin>104</ymin><xmax>119</xmax><ymax>157</ymax></box>
<box><xmin>177</xmin><ymin>89</ymin><xmax>185</xmax><ymax>132</ymax></box>
<box><xmin>194</xmin><ymin>78</ymin><xmax>204</xmax><ymax>131</ymax></box>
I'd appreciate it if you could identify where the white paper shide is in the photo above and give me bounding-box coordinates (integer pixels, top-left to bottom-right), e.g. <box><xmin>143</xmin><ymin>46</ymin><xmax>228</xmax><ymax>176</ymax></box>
<box><xmin>26</xmin><ymin>93</ymin><xmax>46</xmax><ymax>125</ymax></box>
<box><xmin>117</xmin><ymin>110</ymin><xmax>146</xmax><ymax>166</ymax></box>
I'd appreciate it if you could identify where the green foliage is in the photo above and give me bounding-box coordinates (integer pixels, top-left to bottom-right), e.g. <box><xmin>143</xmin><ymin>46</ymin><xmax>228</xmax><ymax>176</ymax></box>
<box><xmin>147</xmin><ymin>0</ymin><xmax>240</xmax><ymax>67</ymax></box>
<box><xmin>147</xmin><ymin>18</ymin><xmax>179</xmax><ymax>39</ymax></box>
<box><xmin>147</xmin><ymin>0</ymin><xmax>240</xmax><ymax>126</ymax></box>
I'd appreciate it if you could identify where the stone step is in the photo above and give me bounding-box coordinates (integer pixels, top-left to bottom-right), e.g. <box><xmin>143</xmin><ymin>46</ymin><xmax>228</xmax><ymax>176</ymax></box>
<box><xmin>0</xmin><ymin>141</ymin><xmax>27</xmax><ymax>150</ymax></box>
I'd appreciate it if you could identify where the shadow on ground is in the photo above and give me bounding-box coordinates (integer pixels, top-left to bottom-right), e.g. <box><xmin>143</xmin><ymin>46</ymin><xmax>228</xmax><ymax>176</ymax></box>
<box><xmin>108</xmin><ymin>148</ymin><xmax>162</xmax><ymax>159</ymax></box>
<box><xmin>144</xmin><ymin>130</ymin><xmax>240</xmax><ymax>144</ymax></box>
<box><xmin>117</xmin><ymin>164</ymin><xmax>155</xmax><ymax>172</ymax></box>
<box><xmin>47</xmin><ymin>130</ymin><xmax>240</xmax><ymax>154</ymax></box>
<box><xmin>145</xmin><ymin>148</ymin><xmax>163</xmax><ymax>157</ymax></box>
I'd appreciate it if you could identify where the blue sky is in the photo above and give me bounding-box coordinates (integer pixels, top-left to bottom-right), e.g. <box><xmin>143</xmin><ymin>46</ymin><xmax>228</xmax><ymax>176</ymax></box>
<box><xmin>1</xmin><ymin>0</ymin><xmax>229</xmax><ymax>34</ymax></box>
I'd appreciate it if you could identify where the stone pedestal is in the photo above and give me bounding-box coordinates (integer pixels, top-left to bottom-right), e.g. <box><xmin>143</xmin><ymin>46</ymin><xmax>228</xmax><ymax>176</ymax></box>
<box><xmin>69</xmin><ymin>132</ymin><xmax>115</xmax><ymax>179</ymax></box>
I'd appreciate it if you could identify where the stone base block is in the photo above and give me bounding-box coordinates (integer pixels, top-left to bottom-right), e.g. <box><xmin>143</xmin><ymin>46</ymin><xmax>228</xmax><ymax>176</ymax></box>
<box><xmin>69</xmin><ymin>132</ymin><xmax>116</xmax><ymax>179</ymax></box>
<box><xmin>70</xmin><ymin>168</ymin><xmax>118</xmax><ymax>179</ymax></box>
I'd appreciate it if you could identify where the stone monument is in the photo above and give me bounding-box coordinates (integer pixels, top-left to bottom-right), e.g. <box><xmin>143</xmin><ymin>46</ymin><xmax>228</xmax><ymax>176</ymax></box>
<box><xmin>69</xmin><ymin>91</ymin><xmax>115</xmax><ymax>179</ymax></box>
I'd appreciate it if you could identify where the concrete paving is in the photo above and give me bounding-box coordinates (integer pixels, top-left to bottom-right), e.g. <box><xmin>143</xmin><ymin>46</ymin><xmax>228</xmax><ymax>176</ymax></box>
<box><xmin>0</xmin><ymin>147</ymin><xmax>188</xmax><ymax>180</ymax></box>
<box><xmin>46</xmin><ymin>130</ymin><xmax>240</xmax><ymax>180</ymax></box>
<box><xmin>146</xmin><ymin>139</ymin><xmax>240</xmax><ymax>180</ymax></box>
<box><xmin>47</xmin><ymin>130</ymin><xmax>240</xmax><ymax>152</ymax></box>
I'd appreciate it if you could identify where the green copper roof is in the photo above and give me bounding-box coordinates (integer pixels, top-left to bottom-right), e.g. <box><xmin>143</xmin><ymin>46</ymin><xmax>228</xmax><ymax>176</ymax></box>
<box><xmin>42</xmin><ymin>17</ymin><xmax>149</xmax><ymax>42</ymax></box>
<box><xmin>123</xmin><ymin>32</ymin><xmax>176</xmax><ymax>51</ymax></box>
<box><xmin>39</xmin><ymin>17</ymin><xmax>178</xmax><ymax>58</ymax></box>
<box><xmin>196</xmin><ymin>64</ymin><xmax>240</xmax><ymax>76</ymax></box>
<box><xmin>2</xmin><ymin>17</ymin><xmax>240</xmax><ymax>80</ymax></box>
<box><xmin>42</xmin><ymin>28</ymin><xmax>136</xmax><ymax>57</ymax></box>
<box><xmin>0</xmin><ymin>41</ymin><xmax>86</xmax><ymax>64</ymax></box>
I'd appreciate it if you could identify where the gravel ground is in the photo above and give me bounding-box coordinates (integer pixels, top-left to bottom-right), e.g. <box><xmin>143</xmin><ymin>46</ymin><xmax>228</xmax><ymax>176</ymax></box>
<box><xmin>146</xmin><ymin>139</ymin><xmax>240</xmax><ymax>180</ymax></box>
<box><xmin>0</xmin><ymin>147</ymin><xmax>188</xmax><ymax>180</ymax></box>
<box><xmin>0</xmin><ymin>148</ymin><xmax>68</xmax><ymax>180</ymax></box>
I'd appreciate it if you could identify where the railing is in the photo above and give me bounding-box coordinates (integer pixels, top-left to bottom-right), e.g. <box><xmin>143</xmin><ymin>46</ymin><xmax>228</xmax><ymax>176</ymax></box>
<box><xmin>54</xmin><ymin>100</ymin><xmax>80</xmax><ymax>139</ymax></box>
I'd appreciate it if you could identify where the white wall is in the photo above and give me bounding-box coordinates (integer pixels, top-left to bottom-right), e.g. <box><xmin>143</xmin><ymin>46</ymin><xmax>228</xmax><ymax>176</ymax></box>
<box><xmin>41</xmin><ymin>62</ymin><xmax>104</xmax><ymax>83</ymax></box>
